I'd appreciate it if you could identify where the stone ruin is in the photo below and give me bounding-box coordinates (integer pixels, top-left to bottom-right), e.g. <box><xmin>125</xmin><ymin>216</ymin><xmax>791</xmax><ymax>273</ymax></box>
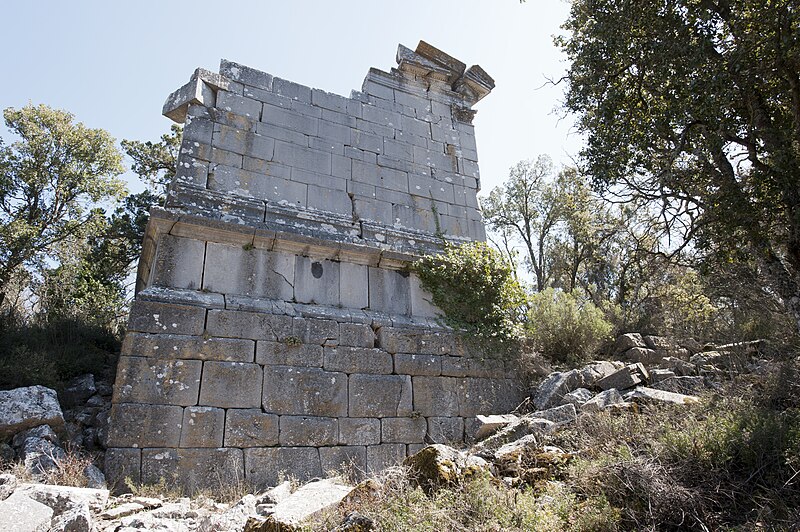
<box><xmin>106</xmin><ymin>41</ymin><xmax>525</xmax><ymax>492</ymax></box>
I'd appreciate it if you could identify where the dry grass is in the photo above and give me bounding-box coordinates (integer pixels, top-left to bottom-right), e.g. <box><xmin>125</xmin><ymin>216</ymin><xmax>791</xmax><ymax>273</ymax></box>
<box><xmin>2</xmin><ymin>446</ymin><xmax>99</xmax><ymax>488</ymax></box>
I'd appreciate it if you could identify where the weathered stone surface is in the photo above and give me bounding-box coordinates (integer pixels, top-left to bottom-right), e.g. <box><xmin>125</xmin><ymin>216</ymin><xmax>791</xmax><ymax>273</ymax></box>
<box><xmin>533</xmin><ymin>370</ymin><xmax>582</xmax><ymax>410</ymax></box>
<box><xmin>113</xmin><ymin>356</ymin><xmax>202</xmax><ymax>406</ymax></box>
<box><xmin>581</xmin><ymin>389</ymin><xmax>626</xmax><ymax>413</ymax></box>
<box><xmin>366</xmin><ymin>443</ymin><xmax>406</xmax><ymax>473</ymax></box>
<box><xmin>652</xmin><ymin>376</ymin><xmax>705</xmax><ymax>395</ymax></box>
<box><xmin>292</xmin><ymin>318</ymin><xmax>339</xmax><ymax>346</ymax></box>
<box><xmin>561</xmin><ymin>388</ymin><xmax>594</xmax><ymax>407</ymax></box>
<box><xmin>626</xmin><ymin>386</ymin><xmax>700</xmax><ymax>405</ymax></box>
<box><xmin>264</xmin><ymin>366</ymin><xmax>348</xmax><ymax>416</ymax></box>
<box><xmin>381</xmin><ymin>417</ymin><xmax>426</xmax><ymax>443</ymax></box>
<box><xmin>411</xmin><ymin>376</ymin><xmax>460</xmax><ymax>417</ymax></box>
<box><xmin>141</xmin><ymin>448</ymin><xmax>244</xmax><ymax>492</ymax></box>
<box><xmin>257</xmin><ymin>341</ymin><xmax>323</xmax><ymax>367</ymax></box>
<box><xmin>368</xmin><ymin>268</ymin><xmax>411</xmax><ymax>314</ymax></box>
<box><xmin>127</xmin><ymin>300</ymin><xmax>206</xmax><ymax>335</ymax></box>
<box><xmin>650</xmin><ymin>368</ymin><xmax>677</xmax><ymax>383</ymax></box>
<box><xmin>245</xmin><ymin>447</ymin><xmax>322</xmax><ymax>487</ymax></box>
<box><xmin>207</xmin><ymin>309</ymin><xmax>294</xmax><ymax>341</ymax></box>
<box><xmin>224</xmin><ymin>409</ymin><xmax>279</xmax><ymax>448</ymax></box>
<box><xmin>349</xmin><ymin>374</ymin><xmax>413</xmax><ymax>417</ymax></box>
<box><xmin>61</xmin><ymin>374</ymin><xmax>96</xmax><ymax>407</ymax></box>
<box><xmin>338</xmin><ymin>323</ymin><xmax>375</xmax><ymax>348</ymax></box>
<box><xmin>426</xmin><ymin>416</ymin><xmax>464</xmax><ymax>443</ymax></box>
<box><xmin>180</xmin><ymin>406</ymin><xmax>225</xmax><ymax>447</ymax></box>
<box><xmin>104</xmin><ymin>448</ymin><xmax>141</xmax><ymax>490</ymax></box>
<box><xmin>18</xmin><ymin>482</ymin><xmax>109</xmax><ymax>515</ymax></box>
<box><xmin>106</xmin><ymin>404</ymin><xmax>184</xmax><ymax>448</ymax></box>
<box><xmin>531</xmin><ymin>403</ymin><xmax>577</xmax><ymax>426</ymax></box>
<box><xmin>280</xmin><ymin>416</ymin><xmax>338</xmax><ymax>446</ymax></box>
<box><xmin>0</xmin><ymin>491</ymin><xmax>53</xmax><ymax>532</ymax></box>
<box><xmin>622</xmin><ymin>347</ymin><xmax>662</xmax><ymax>365</ymax></box>
<box><xmin>0</xmin><ymin>474</ymin><xmax>16</xmax><ymax>501</ymax></box>
<box><xmin>596</xmin><ymin>363</ymin><xmax>649</xmax><ymax>391</ymax></box>
<box><xmin>377</xmin><ymin>327</ymin><xmax>452</xmax><ymax>355</ymax></box>
<box><xmin>338</xmin><ymin>418</ymin><xmax>381</xmax><ymax>446</ymax></box>
<box><xmin>403</xmin><ymin>444</ymin><xmax>467</xmax><ymax>492</ymax></box>
<box><xmin>473</xmin><ymin>414</ymin><xmax>517</xmax><ymax>440</ymax></box>
<box><xmin>199</xmin><ymin>361</ymin><xmax>263</xmax><ymax>408</ymax></box>
<box><xmin>614</xmin><ymin>333</ymin><xmax>646</xmax><ymax>353</ymax></box>
<box><xmin>460</xmin><ymin>378</ymin><xmax>522</xmax><ymax>417</ymax></box>
<box><xmin>394</xmin><ymin>353</ymin><xmax>442</xmax><ymax>376</ymax></box>
<box><xmin>49</xmin><ymin>500</ymin><xmax>93</xmax><ymax>532</ymax></box>
<box><xmin>264</xmin><ymin>478</ymin><xmax>354</xmax><ymax>529</ymax></box>
<box><xmin>320</xmin><ymin>446</ymin><xmax>367</xmax><ymax>476</ymax></box>
<box><xmin>323</xmin><ymin>347</ymin><xmax>393</xmax><ymax>374</ymax></box>
<box><xmin>0</xmin><ymin>385</ymin><xmax>65</xmax><ymax>440</ymax></box>
<box><xmin>150</xmin><ymin>234</ymin><xmax>206</xmax><ymax>290</ymax></box>
<box><xmin>123</xmin><ymin>333</ymin><xmax>255</xmax><ymax>362</ymax></box>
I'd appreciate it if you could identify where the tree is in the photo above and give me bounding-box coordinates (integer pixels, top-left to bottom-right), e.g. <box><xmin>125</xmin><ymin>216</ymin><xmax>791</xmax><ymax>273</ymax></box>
<box><xmin>120</xmin><ymin>123</ymin><xmax>181</xmax><ymax>194</ymax></box>
<box><xmin>0</xmin><ymin>104</ymin><xmax>126</xmax><ymax>309</ymax></box>
<box><xmin>558</xmin><ymin>0</ymin><xmax>800</xmax><ymax>333</ymax></box>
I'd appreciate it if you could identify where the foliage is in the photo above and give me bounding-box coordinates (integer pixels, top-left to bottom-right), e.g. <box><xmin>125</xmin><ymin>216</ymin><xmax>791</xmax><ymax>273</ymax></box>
<box><xmin>526</xmin><ymin>288</ymin><xmax>613</xmax><ymax>364</ymax></box>
<box><xmin>120</xmin><ymin>123</ymin><xmax>181</xmax><ymax>194</ymax></box>
<box><xmin>0</xmin><ymin>104</ymin><xmax>126</xmax><ymax>309</ymax></box>
<box><xmin>558</xmin><ymin>0</ymin><xmax>800</xmax><ymax>333</ymax></box>
<box><xmin>413</xmin><ymin>241</ymin><xmax>527</xmax><ymax>346</ymax></box>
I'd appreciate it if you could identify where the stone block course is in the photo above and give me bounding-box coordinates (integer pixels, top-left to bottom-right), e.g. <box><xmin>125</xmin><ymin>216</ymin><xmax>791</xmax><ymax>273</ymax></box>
<box><xmin>324</xmin><ymin>347</ymin><xmax>393</xmax><ymax>374</ymax></box>
<box><xmin>349</xmin><ymin>374</ymin><xmax>412</xmax><ymax>417</ymax></box>
<box><xmin>427</xmin><ymin>417</ymin><xmax>464</xmax><ymax>443</ymax></box>
<box><xmin>394</xmin><ymin>353</ymin><xmax>442</xmax><ymax>376</ymax></box>
<box><xmin>113</xmin><ymin>356</ymin><xmax>202</xmax><ymax>406</ymax></box>
<box><xmin>279</xmin><ymin>416</ymin><xmax>338</xmax><ymax>446</ymax></box>
<box><xmin>180</xmin><ymin>406</ymin><xmax>225</xmax><ymax>447</ymax></box>
<box><xmin>381</xmin><ymin>417</ymin><xmax>426</xmax><ymax>443</ymax></box>
<box><xmin>203</xmin><ymin>243</ymin><xmax>296</xmax><ymax>301</ymax></box>
<box><xmin>127</xmin><ymin>300</ymin><xmax>206</xmax><ymax>336</ymax></box>
<box><xmin>224</xmin><ymin>409</ymin><xmax>279</xmax><ymax>447</ymax></box>
<box><xmin>320</xmin><ymin>446</ymin><xmax>367</xmax><ymax>476</ymax></box>
<box><xmin>366</xmin><ymin>443</ymin><xmax>406</xmax><ymax>473</ymax></box>
<box><xmin>263</xmin><ymin>366</ymin><xmax>348</xmax><ymax>417</ymax></box>
<box><xmin>245</xmin><ymin>447</ymin><xmax>321</xmax><ymax>487</ymax></box>
<box><xmin>122</xmin><ymin>333</ymin><xmax>255</xmax><ymax>363</ymax></box>
<box><xmin>338</xmin><ymin>417</ymin><xmax>381</xmax><ymax>446</ymax></box>
<box><xmin>151</xmin><ymin>235</ymin><xmax>205</xmax><ymax>290</ymax></box>
<box><xmin>199</xmin><ymin>361</ymin><xmax>263</xmax><ymax>408</ymax></box>
<box><xmin>257</xmin><ymin>341</ymin><xmax>323</xmax><ymax>367</ymax></box>
<box><xmin>207</xmin><ymin>309</ymin><xmax>294</xmax><ymax>341</ymax></box>
<box><xmin>107</xmin><ymin>404</ymin><xmax>184</xmax><ymax>448</ymax></box>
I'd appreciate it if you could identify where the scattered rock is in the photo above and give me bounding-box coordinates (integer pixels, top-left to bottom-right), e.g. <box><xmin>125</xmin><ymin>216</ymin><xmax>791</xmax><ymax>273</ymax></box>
<box><xmin>18</xmin><ymin>434</ymin><xmax>66</xmax><ymax>476</ymax></box>
<box><xmin>621</xmin><ymin>347</ymin><xmax>661</xmax><ymax>365</ymax></box>
<box><xmin>474</xmin><ymin>414</ymin><xmax>518</xmax><ymax>440</ymax></box>
<box><xmin>12</xmin><ymin>424</ymin><xmax>60</xmax><ymax>448</ymax></box>
<box><xmin>532</xmin><ymin>403</ymin><xmax>577</xmax><ymax>426</ymax></box>
<box><xmin>643</xmin><ymin>335</ymin><xmax>672</xmax><ymax>351</ymax></box>
<box><xmin>473</xmin><ymin>415</ymin><xmax>555</xmax><ymax>453</ymax></box>
<box><xmin>83</xmin><ymin>463</ymin><xmax>107</xmax><ymax>489</ymax></box>
<box><xmin>256</xmin><ymin>480</ymin><xmax>293</xmax><ymax>506</ymax></box>
<box><xmin>245</xmin><ymin>478</ymin><xmax>353</xmax><ymax>531</ymax></box>
<box><xmin>0</xmin><ymin>491</ymin><xmax>54</xmax><ymax>532</ymax></box>
<box><xmin>332</xmin><ymin>511</ymin><xmax>374</xmax><ymax>531</ymax></box>
<box><xmin>578</xmin><ymin>361</ymin><xmax>621</xmax><ymax>388</ymax></box>
<box><xmin>97</xmin><ymin>501</ymin><xmax>146</xmax><ymax>520</ymax></box>
<box><xmin>614</xmin><ymin>333</ymin><xmax>646</xmax><ymax>353</ymax></box>
<box><xmin>49</xmin><ymin>501</ymin><xmax>93</xmax><ymax>532</ymax></box>
<box><xmin>17</xmin><ymin>483</ymin><xmax>110</xmax><ymax>514</ymax></box>
<box><xmin>626</xmin><ymin>386</ymin><xmax>700</xmax><ymax>405</ymax></box>
<box><xmin>0</xmin><ymin>385</ymin><xmax>66</xmax><ymax>440</ymax></box>
<box><xmin>660</xmin><ymin>356</ymin><xmax>696</xmax><ymax>376</ymax></box>
<box><xmin>652</xmin><ymin>376</ymin><xmax>706</xmax><ymax>395</ymax></box>
<box><xmin>580</xmin><ymin>389</ymin><xmax>626</xmax><ymax>413</ymax></box>
<box><xmin>0</xmin><ymin>473</ymin><xmax>17</xmax><ymax>501</ymax></box>
<box><xmin>597</xmin><ymin>363</ymin><xmax>649</xmax><ymax>391</ymax></box>
<box><xmin>649</xmin><ymin>369</ymin><xmax>676</xmax><ymax>383</ymax></box>
<box><xmin>405</xmin><ymin>444</ymin><xmax>465</xmax><ymax>492</ymax></box>
<box><xmin>679</xmin><ymin>338</ymin><xmax>703</xmax><ymax>354</ymax></box>
<box><xmin>60</xmin><ymin>374</ymin><xmax>97</xmax><ymax>408</ymax></box>
<box><xmin>533</xmin><ymin>369</ymin><xmax>582</xmax><ymax>410</ymax></box>
<box><xmin>560</xmin><ymin>388</ymin><xmax>594</xmax><ymax>407</ymax></box>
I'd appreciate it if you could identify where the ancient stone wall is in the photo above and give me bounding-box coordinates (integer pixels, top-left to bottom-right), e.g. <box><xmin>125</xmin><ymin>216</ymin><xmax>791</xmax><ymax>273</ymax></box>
<box><xmin>106</xmin><ymin>42</ymin><xmax>524</xmax><ymax>492</ymax></box>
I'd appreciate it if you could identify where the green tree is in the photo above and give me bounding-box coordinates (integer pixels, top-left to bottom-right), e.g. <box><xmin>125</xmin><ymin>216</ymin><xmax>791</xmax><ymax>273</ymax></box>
<box><xmin>120</xmin><ymin>123</ymin><xmax>181</xmax><ymax>194</ymax></box>
<box><xmin>0</xmin><ymin>104</ymin><xmax>126</xmax><ymax>309</ymax></box>
<box><xmin>558</xmin><ymin>0</ymin><xmax>800</xmax><ymax>333</ymax></box>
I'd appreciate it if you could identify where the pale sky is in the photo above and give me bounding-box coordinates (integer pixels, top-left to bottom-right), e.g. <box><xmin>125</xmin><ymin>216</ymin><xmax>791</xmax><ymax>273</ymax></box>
<box><xmin>2</xmin><ymin>0</ymin><xmax>581</xmax><ymax>196</ymax></box>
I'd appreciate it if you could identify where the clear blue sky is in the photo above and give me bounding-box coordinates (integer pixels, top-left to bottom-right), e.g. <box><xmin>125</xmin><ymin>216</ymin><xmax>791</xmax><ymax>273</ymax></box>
<box><xmin>2</xmin><ymin>0</ymin><xmax>581</xmax><ymax>195</ymax></box>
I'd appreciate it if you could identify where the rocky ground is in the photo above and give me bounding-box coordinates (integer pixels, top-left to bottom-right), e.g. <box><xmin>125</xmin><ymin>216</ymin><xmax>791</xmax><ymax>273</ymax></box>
<box><xmin>0</xmin><ymin>332</ymin><xmax>784</xmax><ymax>531</ymax></box>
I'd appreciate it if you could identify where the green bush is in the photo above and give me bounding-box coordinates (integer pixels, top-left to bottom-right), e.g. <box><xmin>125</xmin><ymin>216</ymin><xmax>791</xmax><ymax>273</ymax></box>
<box><xmin>413</xmin><ymin>242</ymin><xmax>527</xmax><ymax>346</ymax></box>
<box><xmin>526</xmin><ymin>288</ymin><xmax>613</xmax><ymax>364</ymax></box>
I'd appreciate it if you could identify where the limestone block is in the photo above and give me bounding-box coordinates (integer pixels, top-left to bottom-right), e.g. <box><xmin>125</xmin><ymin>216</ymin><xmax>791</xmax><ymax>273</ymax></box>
<box><xmin>127</xmin><ymin>300</ymin><xmax>206</xmax><ymax>336</ymax></box>
<box><xmin>318</xmin><ymin>119</ymin><xmax>352</xmax><ymax>145</ymax></box>
<box><xmin>381</xmin><ymin>417</ymin><xmax>426</xmax><ymax>444</ymax></box>
<box><xmin>320</xmin><ymin>446</ymin><xmax>367</xmax><ymax>476</ymax></box>
<box><xmin>199</xmin><ymin>361</ymin><xmax>263</xmax><ymax>409</ymax></box>
<box><xmin>311</xmin><ymin>89</ymin><xmax>348</xmax><ymax>113</ymax></box>
<box><xmin>263</xmin><ymin>366</ymin><xmax>348</xmax><ymax>417</ymax></box>
<box><xmin>409</xmin><ymin>274</ymin><xmax>439</xmax><ymax>318</ymax></box>
<box><xmin>368</xmin><ymin>269</ymin><xmax>411</xmax><ymax>315</ymax></box>
<box><xmin>467</xmin><ymin>358</ymin><xmax>506</xmax><ymax>379</ymax></box>
<box><xmin>150</xmin><ymin>235</ymin><xmax>205</xmax><ymax>290</ymax></box>
<box><xmin>122</xmin><ymin>333</ymin><xmax>255</xmax><ymax>363</ymax></box>
<box><xmin>180</xmin><ymin>406</ymin><xmax>224</xmax><ymax>447</ymax></box>
<box><xmin>349</xmin><ymin>374</ymin><xmax>413</xmax><ymax>417</ymax></box>
<box><xmin>292</xmin><ymin>167</ymin><xmax>346</xmax><ymax>190</ymax></box>
<box><xmin>427</xmin><ymin>417</ymin><xmax>464</xmax><ymax>444</ymax></box>
<box><xmin>113</xmin><ymin>356</ymin><xmax>202</xmax><ymax>406</ymax></box>
<box><xmin>394</xmin><ymin>354</ymin><xmax>442</xmax><ymax>376</ymax></box>
<box><xmin>141</xmin><ymin>448</ymin><xmax>244</xmax><ymax>492</ymax></box>
<box><xmin>106</xmin><ymin>404</ymin><xmax>184</xmax><ymax>448</ymax></box>
<box><xmin>203</xmin><ymin>243</ymin><xmax>295</xmax><ymax>301</ymax></box>
<box><xmin>0</xmin><ymin>385</ymin><xmax>65</xmax><ymax>441</ymax></box>
<box><xmin>338</xmin><ymin>418</ymin><xmax>381</xmax><ymax>446</ymax></box>
<box><xmin>323</xmin><ymin>347</ymin><xmax>393</xmax><ymax>374</ymax></box>
<box><xmin>292</xmin><ymin>317</ymin><xmax>339</xmax><ymax>346</ymax></box>
<box><xmin>273</xmin><ymin>140</ymin><xmax>331</xmax><ymax>175</ymax></box>
<box><xmin>225</xmin><ymin>409</ymin><xmax>279</xmax><ymax>447</ymax></box>
<box><xmin>353</xmin><ymin>197</ymin><xmax>393</xmax><ymax>224</ymax></box>
<box><xmin>217</xmin><ymin>91</ymin><xmax>262</xmax><ymax>119</ymax></box>
<box><xmin>294</xmin><ymin>257</ymin><xmax>341</xmax><ymax>306</ymax></box>
<box><xmin>245</xmin><ymin>447</ymin><xmax>321</xmax><ymax>487</ymax></box>
<box><xmin>460</xmin><ymin>378</ymin><xmax>522</xmax><ymax>417</ymax></box>
<box><xmin>256</xmin><ymin>341</ymin><xmax>323</xmax><ymax>367</ymax></box>
<box><xmin>377</xmin><ymin>327</ymin><xmax>452</xmax><ymax>355</ymax></box>
<box><xmin>408</xmin><ymin>174</ymin><xmax>455</xmax><ymax>203</ymax></box>
<box><xmin>274</xmin><ymin>77</ymin><xmax>312</xmax><ymax>102</ymax></box>
<box><xmin>262</xmin><ymin>104</ymin><xmax>319</xmax><ymax>136</ymax></box>
<box><xmin>163</xmin><ymin>77</ymin><xmax>216</xmax><ymax>123</ymax></box>
<box><xmin>412</xmin><ymin>376</ymin><xmax>461</xmax><ymax>417</ymax></box>
<box><xmin>351</xmin><ymin>130</ymin><xmax>383</xmax><ymax>154</ymax></box>
<box><xmin>366</xmin><ymin>444</ymin><xmax>406</xmax><ymax>473</ymax></box>
<box><xmin>441</xmin><ymin>356</ymin><xmax>468</xmax><ymax>377</ymax></box>
<box><xmin>306</xmin><ymin>185</ymin><xmax>352</xmax><ymax>217</ymax></box>
<box><xmin>338</xmin><ymin>323</ymin><xmax>375</xmax><ymax>348</ymax></box>
<box><xmin>0</xmin><ymin>491</ymin><xmax>54</xmax><ymax>532</ymax></box>
<box><xmin>220</xmin><ymin>59</ymin><xmax>273</xmax><ymax>91</ymax></box>
<box><xmin>213</xmin><ymin>124</ymin><xmax>276</xmax><ymax>161</ymax></box>
<box><xmin>279</xmin><ymin>416</ymin><xmax>338</xmax><ymax>446</ymax></box>
<box><xmin>104</xmin><ymin>448</ymin><xmax>141</xmax><ymax>490</ymax></box>
<box><xmin>207</xmin><ymin>309</ymin><xmax>294</xmax><ymax>341</ymax></box>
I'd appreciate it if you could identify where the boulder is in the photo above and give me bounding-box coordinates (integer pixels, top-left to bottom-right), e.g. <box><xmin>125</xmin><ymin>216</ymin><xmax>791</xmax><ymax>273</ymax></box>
<box><xmin>614</xmin><ymin>333</ymin><xmax>646</xmax><ymax>354</ymax></box>
<box><xmin>474</xmin><ymin>414</ymin><xmax>518</xmax><ymax>440</ymax></box>
<box><xmin>652</xmin><ymin>376</ymin><xmax>705</xmax><ymax>395</ymax></box>
<box><xmin>0</xmin><ymin>491</ymin><xmax>54</xmax><ymax>532</ymax></box>
<box><xmin>578</xmin><ymin>361</ymin><xmax>620</xmax><ymax>388</ymax></box>
<box><xmin>679</xmin><ymin>338</ymin><xmax>703</xmax><ymax>354</ymax></box>
<box><xmin>649</xmin><ymin>369</ymin><xmax>676</xmax><ymax>383</ymax></box>
<box><xmin>560</xmin><ymin>388</ymin><xmax>594</xmax><ymax>407</ymax></box>
<box><xmin>621</xmin><ymin>347</ymin><xmax>661</xmax><ymax>365</ymax></box>
<box><xmin>19</xmin><ymin>435</ymin><xmax>66</xmax><ymax>476</ymax></box>
<box><xmin>531</xmin><ymin>403</ymin><xmax>577</xmax><ymax>426</ymax></box>
<box><xmin>580</xmin><ymin>389</ymin><xmax>626</xmax><ymax>413</ymax></box>
<box><xmin>60</xmin><ymin>374</ymin><xmax>96</xmax><ymax>408</ymax></box>
<box><xmin>643</xmin><ymin>335</ymin><xmax>672</xmax><ymax>351</ymax></box>
<box><xmin>332</xmin><ymin>511</ymin><xmax>374</xmax><ymax>531</ymax></box>
<box><xmin>597</xmin><ymin>363</ymin><xmax>649</xmax><ymax>391</ymax></box>
<box><xmin>472</xmin><ymin>416</ymin><xmax>555</xmax><ymax>456</ymax></box>
<box><xmin>660</xmin><ymin>357</ymin><xmax>696</xmax><ymax>376</ymax></box>
<box><xmin>49</xmin><ymin>501</ymin><xmax>93</xmax><ymax>532</ymax></box>
<box><xmin>626</xmin><ymin>386</ymin><xmax>700</xmax><ymax>405</ymax></box>
<box><xmin>0</xmin><ymin>473</ymin><xmax>16</xmax><ymax>501</ymax></box>
<box><xmin>245</xmin><ymin>478</ymin><xmax>353</xmax><ymax>531</ymax></box>
<box><xmin>404</xmin><ymin>444</ymin><xmax>465</xmax><ymax>492</ymax></box>
<box><xmin>533</xmin><ymin>369</ymin><xmax>582</xmax><ymax>410</ymax></box>
<box><xmin>17</xmin><ymin>483</ymin><xmax>109</xmax><ymax>514</ymax></box>
<box><xmin>12</xmin><ymin>424</ymin><xmax>60</xmax><ymax>448</ymax></box>
<box><xmin>0</xmin><ymin>385</ymin><xmax>65</xmax><ymax>440</ymax></box>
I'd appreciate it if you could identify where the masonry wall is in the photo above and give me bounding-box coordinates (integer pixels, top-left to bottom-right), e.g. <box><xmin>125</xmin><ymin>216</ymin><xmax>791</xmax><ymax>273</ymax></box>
<box><xmin>107</xmin><ymin>43</ymin><xmax>524</xmax><ymax>492</ymax></box>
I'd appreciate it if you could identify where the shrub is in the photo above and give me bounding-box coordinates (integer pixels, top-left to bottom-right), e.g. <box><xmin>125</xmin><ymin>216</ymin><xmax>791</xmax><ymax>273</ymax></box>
<box><xmin>413</xmin><ymin>242</ymin><xmax>527</xmax><ymax>347</ymax></box>
<box><xmin>526</xmin><ymin>288</ymin><xmax>612</xmax><ymax>364</ymax></box>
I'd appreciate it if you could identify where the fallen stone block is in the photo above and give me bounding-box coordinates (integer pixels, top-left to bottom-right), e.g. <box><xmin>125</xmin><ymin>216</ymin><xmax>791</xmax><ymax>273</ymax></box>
<box><xmin>652</xmin><ymin>376</ymin><xmax>705</xmax><ymax>395</ymax></box>
<box><xmin>532</xmin><ymin>403</ymin><xmax>577</xmax><ymax>426</ymax></box>
<box><xmin>0</xmin><ymin>385</ymin><xmax>65</xmax><ymax>440</ymax></box>
<box><xmin>626</xmin><ymin>386</ymin><xmax>700</xmax><ymax>405</ymax></box>
<box><xmin>97</xmin><ymin>501</ymin><xmax>147</xmax><ymax>520</ymax></box>
<box><xmin>643</xmin><ymin>335</ymin><xmax>673</xmax><ymax>350</ymax></box>
<box><xmin>474</xmin><ymin>414</ymin><xmax>518</xmax><ymax>440</ymax></box>
<box><xmin>17</xmin><ymin>483</ymin><xmax>109</xmax><ymax>514</ymax></box>
<box><xmin>0</xmin><ymin>491</ymin><xmax>54</xmax><ymax>532</ymax></box>
<box><xmin>649</xmin><ymin>369</ymin><xmax>676</xmax><ymax>383</ymax></box>
<box><xmin>660</xmin><ymin>356</ymin><xmax>697</xmax><ymax>376</ymax></box>
<box><xmin>578</xmin><ymin>361</ymin><xmax>620</xmax><ymax>388</ymax></box>
<box><xmin>596</xmin><ymin>364</ymin><xmax>648</xmax><ymax>391</ymax></box>
<box><xmin>621</xmin><ymin>347</ymin><xmax>661</xmax><ymax>365</ymax></box>
<box><xmin>472</xmin><ymin>416</ymin><xmax>555</xmax><ymax>456</ymax></box>
<box><xmin>561</xmin><ymin>387</ymin><xmax>594</xmax><ymax>407</ymax></box>
<box><xmin>580</xmin><ymin>389</ymin><xmax>625</xmax><ymax>413</ymax></box>
<box><xmin>49</xmin><ymin>500</ymin><xmax>92</xmax><ymax>532</ymax></box>
<box><xmin>533</xmin><ymin>369</ymin><xmax>582</xmax><ymax>410</ymax></box>
<box><xmin>614</xmin><ymin>333</ymin><xmax>646</xmax><ymax>353</ymax></box>
<box><xmin>246</xmin><ymin>478</ymin><xmax>353</xmax><ymax>530</ymax></box>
